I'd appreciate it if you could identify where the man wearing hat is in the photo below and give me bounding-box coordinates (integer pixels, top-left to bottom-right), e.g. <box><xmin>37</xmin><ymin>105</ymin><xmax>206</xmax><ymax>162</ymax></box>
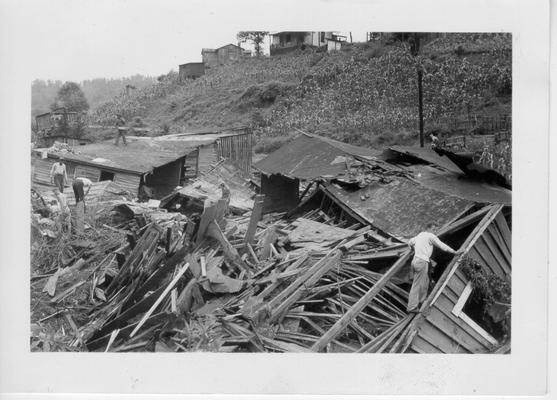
<box><xmin>49</xmin><ymin>157</ymin><xmax>67</xmax><ymax>192</ymax></box>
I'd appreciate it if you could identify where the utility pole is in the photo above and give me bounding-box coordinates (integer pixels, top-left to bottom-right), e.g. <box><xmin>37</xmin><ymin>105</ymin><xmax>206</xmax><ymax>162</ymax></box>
<box><xmin>410</xmin><ymin>33</ymin><xmax>425</xmax><ymax>148</ymax></box>
<box><xmin>418</xmin><ymin>67</ymin><xmax>424</xmax><ymax>147</ymax></box>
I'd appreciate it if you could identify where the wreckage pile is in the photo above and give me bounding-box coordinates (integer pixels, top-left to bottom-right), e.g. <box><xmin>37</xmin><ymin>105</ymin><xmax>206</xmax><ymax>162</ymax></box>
<box><xmin>31</xmin><ymin>194</ymin><xmax>416</xmax><ymax>352</ymax></box>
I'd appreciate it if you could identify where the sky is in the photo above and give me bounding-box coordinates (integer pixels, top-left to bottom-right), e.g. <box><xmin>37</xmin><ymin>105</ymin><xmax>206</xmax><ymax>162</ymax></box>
<box><xmin>3</xmin><ymin>0</ymin><xmax>367</xmax><ymax>82</ymax></box>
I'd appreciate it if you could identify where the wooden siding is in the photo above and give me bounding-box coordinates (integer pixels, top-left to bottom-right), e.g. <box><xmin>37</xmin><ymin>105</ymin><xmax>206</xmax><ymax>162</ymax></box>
<box><xmin>32</xmin><ymin>153</ymin><xmax>141</xmax><ymax>196</ymax></box>
<box><xmin>74</xmin><ymin>165</ymin><xmax>101</xmax><ymax>181</ymax></box>
<box><xmin>215</xmin><ymin>132</ymin><xmax>253</xmax><ymax>174</ymax></box>
<box><xmin>410</xmin><ymin>207</ymin><xmax>511</xmax><ymax>353</ymax></box>
<box><xmin>112</xmin><ymin>173</ymin><xmax>141</xmax><ymax>195</ymax></box>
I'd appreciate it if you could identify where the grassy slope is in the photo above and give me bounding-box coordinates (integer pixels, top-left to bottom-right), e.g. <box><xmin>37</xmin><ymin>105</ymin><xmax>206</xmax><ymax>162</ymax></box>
<box><xmin>91</xmin><ymin>33</ymin><xmax>511</xmax><ymax>149</ymax></box>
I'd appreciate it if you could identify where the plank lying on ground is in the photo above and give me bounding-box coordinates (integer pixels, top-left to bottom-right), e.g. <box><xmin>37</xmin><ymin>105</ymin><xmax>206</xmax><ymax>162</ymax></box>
<box><xmin>130</xmin><ymin>263</ymin><xmax>190</xmax><ymax>337</ymax></box>
<box><xmin>311</xmin><ymin>250</ymin><xmax>412</xmax><ymax>352</ymax></box>
<box><xmin>270</xmin><ymin>252</ymin><xmax>342</xmax><ymax>323</ymax></box>
<box><xmin>207</xmin><ymin>220</ymin><xmax>249</xmax><ymax>273</ymax></box>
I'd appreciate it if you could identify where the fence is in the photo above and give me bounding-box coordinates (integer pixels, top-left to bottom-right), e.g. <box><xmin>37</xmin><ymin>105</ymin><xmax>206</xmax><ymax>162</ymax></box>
<box><xmin>428</xmin><ymin>113</ymin><xmax>511</xmax><ymax>135</ymax></box>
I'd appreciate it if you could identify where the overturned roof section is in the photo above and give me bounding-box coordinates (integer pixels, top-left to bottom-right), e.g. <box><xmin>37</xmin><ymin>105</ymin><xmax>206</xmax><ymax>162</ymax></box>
<box><xmin>254</xmin><ymin>133</ymin><xmax>379</xmax><ymax>179</ymax></box>
<box><xmin>36</xmin><ymin>137</ymin><xmax>199</xmax><ymax>174</ymax></box>
<box><xmin>384</xmin><ymin>145</ymin><xmax>463</xmax><ymax>173</ymax></box>
<box><xmin>322</xmin><ymin>179</ymin><xmax>473</xmax><ymax>239</ymax></box>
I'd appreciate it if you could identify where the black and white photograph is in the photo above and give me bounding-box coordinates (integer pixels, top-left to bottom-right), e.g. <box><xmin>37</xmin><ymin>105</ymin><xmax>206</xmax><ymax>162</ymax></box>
<box><xmin>0</xmin><ymin>0</ymin><xmax>551</xmax><ymax>397</ymax></box>
<box><xmin>29</xmin><ymin>31</ymin><xmax>513</xmax><ymax>355</ymax></box>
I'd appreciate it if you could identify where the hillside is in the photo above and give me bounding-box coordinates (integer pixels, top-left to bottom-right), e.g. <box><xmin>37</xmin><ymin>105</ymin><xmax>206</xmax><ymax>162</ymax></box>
<box><xmin>90</xmin><ymin>33</ymin><xmax>511</xmax><ymax>148</ymax></box>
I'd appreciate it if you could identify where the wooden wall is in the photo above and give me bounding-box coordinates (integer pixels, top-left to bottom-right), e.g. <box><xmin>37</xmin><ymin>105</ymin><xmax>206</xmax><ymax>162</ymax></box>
<box><xmin>31</xmin><ymin>154</ymin><xmax>141</xmax><ymax>196</ymax></box>
<box><xmin>215</xmin><ymin>132</ymin><xmax>252</xmax><ymax>174</ymax></box>
<box><xmin>261</xmin><ymin>174</ymin><xmax>299</xmax><ymax>214</ymax></box>
<box><xmin>144</xmin><ymin>158</ymin><xmax>184</xmax><ymax>198</ymax></box>
<box><xmin>410</xmin><ymin>209</ymin><xmax>511</xmax><ymax>353</ymax></box>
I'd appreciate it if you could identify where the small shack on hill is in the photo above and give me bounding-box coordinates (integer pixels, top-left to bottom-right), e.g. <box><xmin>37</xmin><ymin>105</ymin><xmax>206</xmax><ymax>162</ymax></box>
<box><xmin>202</xmin><ymin>44</ymin><xmax>249</xmax><ymax>68</ymax></box>
<box><xmin>179</xmin><ymin>62</ymin><xmax>205</xmax><ymax>81</ymax></box>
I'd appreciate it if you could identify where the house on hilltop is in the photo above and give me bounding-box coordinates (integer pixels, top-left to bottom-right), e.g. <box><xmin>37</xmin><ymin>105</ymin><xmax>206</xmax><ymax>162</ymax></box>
<box><xmin>201</xmin><ymin>44</ymin><xmax>250</xmax><ymax>68</ymax></box>
<box><xmin>269</xmin><ymin>31</ymin><xmax>338</xmax><ymax>55</ymax></box>
<box><xmin>179</xmin><ymin>62</ymin><xmax>205</xmax><ymax>82</ymax></box>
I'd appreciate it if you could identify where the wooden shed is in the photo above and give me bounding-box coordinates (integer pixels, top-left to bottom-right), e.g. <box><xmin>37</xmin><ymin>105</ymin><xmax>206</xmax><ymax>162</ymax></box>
<box><xmin>31</xmin><ymin>137</ymin><xmax>199</xmax><ymax>199</ymax></box>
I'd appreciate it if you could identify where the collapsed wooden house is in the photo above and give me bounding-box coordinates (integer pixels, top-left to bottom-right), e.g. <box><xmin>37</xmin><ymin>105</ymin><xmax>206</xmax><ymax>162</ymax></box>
<box><xmin>253</xmin><ymin>132</ymin><xmax>380</xmax><ymax>213</ymax></box>
<box><xmin>31</xmin><ymin>138</ymin><xmax>199</xmax><ymax>198</ymax></box>
<box><xmin>31</xmin><ymin>129</ymin><xmax>254</xmax><ymax>199</ymax></box>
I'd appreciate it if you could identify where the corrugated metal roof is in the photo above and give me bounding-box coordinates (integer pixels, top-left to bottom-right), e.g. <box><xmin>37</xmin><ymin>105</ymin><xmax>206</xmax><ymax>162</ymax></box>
<box><xmin>322</xmin><ymin>179</ymin><xmax>473</xmax><ymax>238</ymax></box>
<box><xmin>34</xmin><ymin>137</ymin><xmax>198</xmax><ymax>174</ymax></box>
<box><xmin>254</xmin><ymin>133</ymin><xmax>379</xmax><ymax>179</ymax></box>
<box><xmin>385</xmin><ymin>145</ymin><xmax>463</xmax><ymax>173</ymax></box>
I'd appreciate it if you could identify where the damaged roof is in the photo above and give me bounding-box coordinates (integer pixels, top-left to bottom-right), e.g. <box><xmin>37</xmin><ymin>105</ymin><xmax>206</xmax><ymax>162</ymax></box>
<box><xmin>384</xmin><ymin>145</ymin><xmax>463</xmax><ymax>173</ymax></box>
<box><xmin>254</xmin><ymin>133</ymin><xmax>380</xmax><ymax>179</ymax></box>
<box><xmin>35</xmin><ymin>137</ymin><xmax>198</xmax><ymax>174</ymax></box>
<box><xmin>322</xmin><ymin>179</ymin><xmax>474</xmax><ymax>238</ymax></box>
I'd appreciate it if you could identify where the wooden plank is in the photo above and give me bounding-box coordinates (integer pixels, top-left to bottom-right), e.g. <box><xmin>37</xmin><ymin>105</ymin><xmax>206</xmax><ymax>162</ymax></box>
<box><xmin>311</xmin><ymin>250</ymin><xmax>412</xmax><ymax>352</ymax></box>
<box><xmin>430</xmin><ymin>205</ymin><xmax>504</xmax><ymax>305</ymax></box>
<box><xmin>417</xmin><ymin>319</ymin><xmax>471</xmax><ymax>353</ymax></box>
<box><xmin>486</xmin><ymin>225</ymin><xmax>512</xmax><ymax>266</ymax></box>
<box><xmin>412</xmin><ymin>332</ymin><xmax>445</xmax><ymax>353</ymax></box>
<box><xmin>244</xmin><ymin>194</ymin><xmax>265</xmax><ymax>245</ymax></box>
<box><xmin>130</xmin><ymin>263</ymin><xmax>189</xmax><ymax>337</ymax></box>
<box><xmin>434</xmin><ymin>290</ymin><xmax>493</xmax><ymax>348</ymax></box>
<box><xmin>493</xmin><ymin>212</ymin><xmax>512</xmax><ymax>254</ymax></box>
<box><xmin>479</xmin><ymin>230</ymin><xmax>511</xmax><ymax>275</ymax></box>
<box><xmin>270</xmin><ymin>252</ymin><xmax>342</xmax><ymax>323</ymax></box>
<box><xmin>469</xmin><ymin>242</ymin><xmax>505</xmax><ymax>278</ymax></box>
<box><xmin>207</xmin><ymin>220</ymin><xmax>249</xmax><ymax>273</ymax></box>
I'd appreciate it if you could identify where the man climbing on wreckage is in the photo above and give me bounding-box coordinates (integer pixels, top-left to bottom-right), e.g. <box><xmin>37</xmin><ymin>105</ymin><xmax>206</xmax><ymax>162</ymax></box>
<box><xmin>406</xmin><ymin>223</ymin><xmax>462</xmax><ymax>313</ymax></box>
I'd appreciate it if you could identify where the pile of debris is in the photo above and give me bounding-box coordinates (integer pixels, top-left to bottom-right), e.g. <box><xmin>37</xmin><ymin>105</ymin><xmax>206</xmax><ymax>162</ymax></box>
<box><xmin>30</xmin><ymin>136</ymin><xmax>512</xmax><ymax>353</ymax></box>
<box><xmin>31</xmin><ymin>195</ymin><xmax>416</xmax><ymax>352</ymax></box>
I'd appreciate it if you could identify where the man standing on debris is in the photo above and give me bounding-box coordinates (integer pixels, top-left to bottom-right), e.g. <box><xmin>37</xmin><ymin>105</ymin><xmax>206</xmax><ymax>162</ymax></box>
<box><xmin>53</xmin><ymin>188</ymin><xmax>71</xmax><ymax>233</ymax></box>
<box><xmin>406</xmin><ymin>223</ymin><xmax>461</xmax><ymax>313</ymax></box>
<box><xmin>114</xmin><ymin>113</ymin><xmax>128</xmax><ymax>146</ymax></box>
<box><xmin>429</xmin><ymin>133</ymin><xmax>440</xmax><ymax>149</ymax></box>
<box><xmin>49</xmin><ymin>157</ymin><xmax>67</xmax><ymax>192</ymax></box>
<box><xmin>72</xmin><ymin>176</ymin><xmax>93</xmax><ymax>235</ymax></box>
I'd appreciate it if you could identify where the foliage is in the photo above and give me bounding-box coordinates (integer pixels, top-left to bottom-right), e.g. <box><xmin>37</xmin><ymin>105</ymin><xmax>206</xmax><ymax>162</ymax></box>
<box><xmin>237</xmin><ymin>31</ymin><xmax>268</xmax><ymax>56</ymax></box>
<box><xmin>461</xmin><ymin>256</ymin><xmax>511</xmax><ymax>340</ymax></box>
<box><xmin>51</xmin><ymin>81</ymin><xmax>90</xmax><ymax>113</ymax></box>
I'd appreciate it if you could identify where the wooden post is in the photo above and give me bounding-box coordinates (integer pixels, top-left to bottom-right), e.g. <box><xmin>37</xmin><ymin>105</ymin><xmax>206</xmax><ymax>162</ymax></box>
<box><xmin>311</xmin><ymin>250</ymin><xmax>412</xmax><ymax>352</ymax></box>
<box><xmin>418</xmin><ymin>68</ymin><xmax>424</xmax><ymax>148</ymax></box>
<box><xmin>244</xmin><ymin>194</ymin><xmax>265</xmax><ymax>245</ymax></box>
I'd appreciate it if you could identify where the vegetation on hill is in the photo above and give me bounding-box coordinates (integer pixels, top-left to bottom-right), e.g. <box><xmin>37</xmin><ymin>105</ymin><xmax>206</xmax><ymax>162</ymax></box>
<box><xmin>31</xmin><ymin>75</ymin><xmax>156</xmax><ymax>117</ymax></box>
<box><xmin>88</xmin><ymin>33</ymin><xmax>511</xmax><ymax>149</ymax></box>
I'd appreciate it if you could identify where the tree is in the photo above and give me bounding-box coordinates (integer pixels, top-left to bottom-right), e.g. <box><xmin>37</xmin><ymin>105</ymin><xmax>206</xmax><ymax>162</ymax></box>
<box><xmin>51</xmin><ymin>81</ymin><xmax>89</xmax><ymax>113</ymax></box>
<box><xmin>237</xmin><ymin>31</ymin><xmax>268</xmax><ymax>57</ymax></box>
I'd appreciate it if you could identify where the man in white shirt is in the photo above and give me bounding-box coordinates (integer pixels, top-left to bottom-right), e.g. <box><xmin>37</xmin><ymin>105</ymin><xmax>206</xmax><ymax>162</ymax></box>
<box><xmin>406</xmin><ymin>223</ymin><xmax>461</xmax><ymax>313</ymax></box>
<box><xmin>53</xmin><ymin>188</ymin><xmax>71</xmax><ymax>233</ymax></box>
<box><xmin>49</xmin><ymin>157</ymin><xmax>67</xmax><ymax>192</ymax></box>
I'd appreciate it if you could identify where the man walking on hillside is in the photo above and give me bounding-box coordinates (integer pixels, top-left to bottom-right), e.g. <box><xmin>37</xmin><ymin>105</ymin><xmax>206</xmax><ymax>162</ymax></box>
<box><xmin>114</xmin><ymin>113</ymin><xmax>128</xmax><ymax>146</ymax></box>
<box><xmin>50</xmin><ymin>157</ymin><xmax>67</xmax><ymax>192</ymax></box>
<box><xmin>406</xmin><ymin>223</ymin><xmax>461</xmax><ymax>313</ymax></box>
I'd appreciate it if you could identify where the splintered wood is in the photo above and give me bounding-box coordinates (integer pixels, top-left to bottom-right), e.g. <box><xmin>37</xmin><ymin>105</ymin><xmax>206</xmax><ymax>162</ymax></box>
<box><xmin>33</xmin><ymin>193</ymin><xmax>506</xmax><ymax>353</ymax></box>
